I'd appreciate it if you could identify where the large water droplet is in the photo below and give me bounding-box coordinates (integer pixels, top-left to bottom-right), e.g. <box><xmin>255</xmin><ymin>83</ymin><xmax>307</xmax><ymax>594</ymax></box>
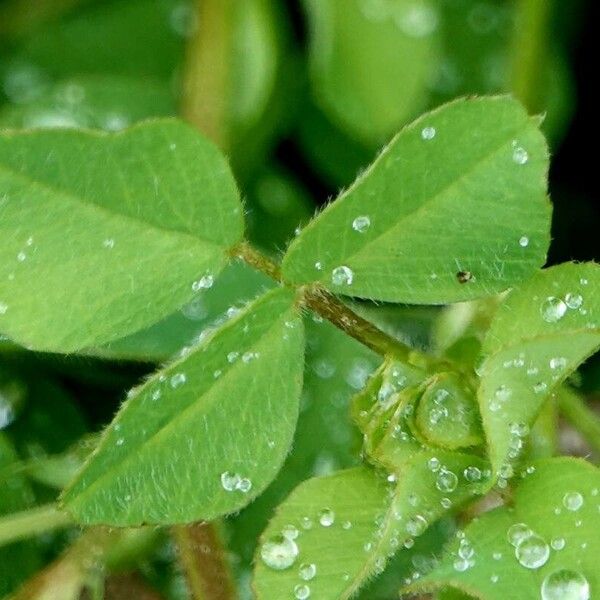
<box><xmin>405</xmin><ymin>515</ymin><xmax>428</xmax><ymax>537</ymax></box>
<box><xmin>563</xmin><ymin>491</ymin><xmax>584</xmax><ymax>511</ymax></box>
<box><xmin>515</xmin><ymin>534</ymin><xmax>549</xmax><ymax>569</ymax></box>
<box><xmin>436</xmin><ymin>470</ymin><xmax>458</xmax><ymax>493</ymax></box>
<box><xmin>331</xmin><ymin>266</ymin><xmax>354</xmax><ymax>286</ymax></box>
<box><xmin>565</xmin><ymin>293</ymin><xmax>583</xmax><ymax>310</ymax></box>
<box><xmin>541</xmin><ymin>569</ymin><xmax>590</xmax><ymax>600</ymax></box>
<box><xmin>260</xmin><ymin>535</ymin><xmax>299</xmax><ymax>570</ymax></box>
<box><xmin>541</xmin><ymin>297</ymin><xmax>567</xmax><ymax>323</ymax></box>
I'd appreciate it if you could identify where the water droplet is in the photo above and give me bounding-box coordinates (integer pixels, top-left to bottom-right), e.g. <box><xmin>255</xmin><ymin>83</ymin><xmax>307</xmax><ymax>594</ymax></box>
<box><xmin>515</xmin><ymin>534</ymin><xmax>549</xmax><ymax>569</ymax></box>
<box><xmin>551</xmin><ymin>537</ymin><xmax>565</xmax><ymax>550</ymax></box>
<box><xmin>519</xmin><ymin>236</ymin><xmax>529</xmax><ymax>247</ymax></box>
<box><xmin>549</xmin><ymin>357</ymin><xmax>567</xmax><ymax>370</ymax></box>
<box><xmin>260</xmin><ymin>535</ymin><xmax>299</xmax><ymax>570</ymax></box>
<box><xmin>395</xmin><ymin>4</ymin><xmax>439</xmax><ymax>38</ymax></box>
<box><xmin>294</xmin><ymin>584</ymin><xmax>311</xmax><ymax>599</ymax></box>
<box><xmin>318</xmin><ymin>508</ymin><xmax>335</xmax><ymax>527</ymax></box>
<box><xmin>170</xmin><ymin>373</ymin><xmax>187</xmax><ymax>388</ymax></box>
<box><xmin>242</xmin><ymin>351</ymin><xmax>260</xmax><ymax>363</ymax></box>
<box><xmin>299</xmin><ymin>563</ymin><xmax>317</xmax><ymax>581</ymax></box>
<box><xmin>237</xmin><ymin>478</ymin><xmax>252</xmax><ymax>493</ymax></box>
<box><xmin>352</xmin><ymin>215</ymin><xmax>371</xmax><ymax>233</ymax></box>
<box><xmin>533</xmin><ymin>382</ymin><xmax>548</xmax><ymax>394</ymax></box>
<box><xmin>436</xmin><ymin>470</ymin><xmax>458</xmax><ymax>493</ymax></box>
<box><xmin>192</xmin><ymin>274</ymin><xmax>214</xmax><ymax>291</ymax></box>
<box><xmin>541</xmin><ymin>569</ymin><xmax>590</xmax><ymax>600</ymax></box>
<box><xmin>342</xmin><ymin>520</ymin><xmax>352</xmax><ymax>530</ymax></box>
<box><xmin>565</xmin><ymin>293</ymin><xmax>583</xmax><ymax>309</ymax></box>
<box><xmin>421</xmin><ymin>126</ymin><xmax>436</xmax><ymax>140</ymax></box>
<box><xmin>541</xmin><ymin>297</ymin><xmax>567</xmax><ymax>323</ymax></box>
<box><xmin>563</xmin><ymin>491</ymin><xmax>584</xmax><ymax>511</ymax></box>
<box><xmin>331</xmin><ymin>266</ymin><xmax>354</xmax><ymax>286</ymax></box>
<box><xmin>405</xmin><ymin>515</ymin><xmax>428</xmax><ymax>537</ymax></box>
<box><xmin>507</xmin><ymin>523</ymin><xmax>532</xmax><ymax>547</ymax></box>
<box><xmin>16</xmin><ymin>251</ymin><xmax>26</xmax><ymax>262</ymax></box>
<box><xmin>512</xmin><ymin>144</ymin><xmax>529</xmax><ymax>165</ymax></box>
<box><xmin>220</xmin><ymin>471</ymin><xmax>240</xmax><ymax>491</ymax></box>
<box><xmin>102</xmin><ymin>238</ymin><xmax>115</xmax><ymax>249</ymax></box>
<box><xmin>0</xmin><ymin>302</ymin><xmax>7</xmax><ymax>315</ymax></box>
<box><xmin>227</xmin><ymin>351</ymin><xmax>239</xmax><ymax>363</ymax></box>
<box><xmin>463</xmin><ymin>466</ymin><xmax>482</xmax><ymax>482</ymax></box>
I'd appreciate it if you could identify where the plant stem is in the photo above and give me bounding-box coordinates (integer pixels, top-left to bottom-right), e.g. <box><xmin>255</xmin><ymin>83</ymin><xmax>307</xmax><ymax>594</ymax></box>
<box><xmin>232</xmin><ymin>241</ymin><xmax>413</xmax><ymax>360</ymax></box>
<box><xmin>181</xmin><ymin>0</ymin><xmax>234</xmax><ymax>148</ymax></box>
<box><xmin>0</xmin><ymin>503</ymin><xmax>72</xmax><ymax>547</ymax></box>
<box><xmin>510</xmin><ymin>0</ymin><xmax>552</xmax><ymax>113</ymax></box>
<box><xmin>173</xmin><ymin>522</ymin><xmax>236</xmax><ymax>600</ymax></box>
<box><xmin>558</xmin><ymin>387</ymin><xmax>600</xmax><ymax>456</ymax></box>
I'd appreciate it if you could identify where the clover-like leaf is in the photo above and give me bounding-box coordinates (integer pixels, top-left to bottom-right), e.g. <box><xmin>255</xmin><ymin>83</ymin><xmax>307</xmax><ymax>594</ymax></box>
<box><xmin>61</xmin><ymin>288</ymin><xmax>304</xmax><ymax>525</ymax></box>
<box><xmin>282</xmin><ymin>96</ymin><xmax>550</xmax><ymax>304</ymax></box>
<box><xmin>477</xmin><ymin>262</ymin><xmax>600</xmax><ymax>474</ymax></box>
<box><xmin>0</xmin><ymin>119</ymin><xmax>243</xmax><ymax>352</ymax></box>
<box><xmin>254</xmin><ymin>450</ymin><xmax>486</xmax><ymax>600</ymax></box>
<box><xmin>407</xmin><ymin>457</ymin><xmax>600</xmax><ymax>600</ymax></box>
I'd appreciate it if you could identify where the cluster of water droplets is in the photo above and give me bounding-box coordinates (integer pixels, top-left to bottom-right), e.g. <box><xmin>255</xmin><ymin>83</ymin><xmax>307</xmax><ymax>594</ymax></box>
<box><xmin>220</xmin><ymin>471</ymin><xmax>252</xmax><ymax>493</ymax></box>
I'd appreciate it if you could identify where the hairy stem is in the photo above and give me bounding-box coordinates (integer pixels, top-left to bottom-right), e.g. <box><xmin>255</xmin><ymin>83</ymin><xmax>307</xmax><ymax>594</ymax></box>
<box><xmin>232</xmin><ymin>241</ymin><xmax>413</xmax><ymax>360</ymax></box>
<box><xmin>181</xmin><ymin>0</ymin><xmax>234</xmax><ymax>148</ymax></box>
<box><xmin>510</xmin><ymin>0</ymin><xmax>552</xmax><ymax>112</ymax></box>
<box><xmin>173</xmin><ymin>522</ymin><xmax>236</xmax><ymax>600</ymax></box>
<box><xmin>558</xmin><ymin>387</ymin><xmax>600</xmax><ymax>457</ymax></box>
<box><xmin>0</xmin><ymin>503</ymin><xmax>72</xmax><ymax>547</ymax></box>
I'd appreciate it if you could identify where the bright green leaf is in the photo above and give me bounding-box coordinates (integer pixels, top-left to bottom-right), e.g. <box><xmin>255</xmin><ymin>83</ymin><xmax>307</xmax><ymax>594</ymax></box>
<box><xmin>477</xmin><ymin>262</ymin><xmax>600</xmax><ymax>474</ymax></box>
<box><xmin>304</xmin><ymin>0</ymin><xmax>440</xmax><ymax>145</ymax></box>
<box><xmin>0</xmin><ymin>118</ymin><xmax>243</xmax><ymax>352</ymax></box>
<box><xmin>407</xmin><ymin>457</ymin><xmax>600</xmax><ymax>600</ymax></box>
<box><xmin>282</xmin><ymin>96</ymin><xmax>551</xmax><ymax>304</ymax></box>
<box><xmin>254</xmin><ymin>451</ymin><xmax>486</xmax><ymax>600</ymax></box>
<box><xmin>61</xmin><ymin>288</ymin><xmax>304</xmax><ymax>526</ymax></box>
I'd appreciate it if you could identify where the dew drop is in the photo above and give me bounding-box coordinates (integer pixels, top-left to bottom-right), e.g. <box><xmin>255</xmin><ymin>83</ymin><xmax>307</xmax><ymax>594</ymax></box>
<box><xmin>260</xmin><ymin>535</ymin><xmax>299</xmax><ymax>570</ymax></box>
<box><xmin>192</xmin><ymin>274</ymin><xmax>214</xmax><ymax>291</ymax></box>
<box><xmin>352</xmin><ymin>215</ymin><xmax>371</xmax><ymax>233</ymax></box>
<box><xmin>507</xmin><ymin>523</ymin><xmax>532</xmax><ymax>547</ymax></box>
<box><xmin>549</xmin><ymin>357</ymin><xmax>567</xmax><ymax>370</ymax></box>
<box><xmin>563</xmin><ymin>491</ymin><xmax>584</xmax><ymax>511</ymax></box>
<box><xmin>294</xmin><ymin>584</ymin><xmax>311</xmax><ymax>599</ymax></box>
<box><xmin>512</xmin><ymin>145</ymin><xmax>529</xmax><ymax>165</ymax></box>
<box><xmin>541</xmin><ymin>297</ymin><xmax>567</xmax><ymax>323</ymax></box>
<box><xmin>436</xmin><ymin>470</ymin><xmax>458</xmax><ymax>493</ymax></box>
<box><xmin>170</xmin><ymin>372</ymin><xmax>187</xmax><ymax>388</ymax></box>
<box><xmin>565</xmin><ymin>293</ymin><xmax>583</xmax><ymax>310</ymax></box>
<box><xmin>331</xmin><ymin>266</ymin><xmax>354</xmax><ymax>286</ymax></box>
<box><xmin>463</xmin><ymin>466</ymin><xmax>482</xmax><ymax>482</ymax></box>
<box><xmin>0</xmin><ymin>302</ymin><xmax>7</xmax><ymax>315</ymax></box>
<box><xmin>318</xmin><ymin>508</ymin><xmax>335</xmax><ymax>527</ymax></box>
<box><xmin>515</xmin><ymin>534</ymin><xmax>549</xmax><ymax>569</ymax></box>
<box><xmin>299</xmin><ymin>563</ymin><xmax>317</xmax><ymax>581</ymax></box>
<box><xmin>405</xmin><ymin>515</ymin><xmax>428</xmax><ymax>537</ymax></box>
<box><xmin>541</xmin><ymin>569</ymin><xmax>590</xmax><ymax>600</ymax></box>
<box><xmin>421</xmin><ymin>126</ymin><xmax>436</xmax><ymax>140</ymax></box>
<box><xmin>220</xmin><ymin>471</ymin><xmax>240</xmax><ymax>492</ymax></box>
<box><xmin>519</xmin><ymin>236</ymin><xmax>529</xmax><ymax>247</ymax></box>
<box><xmin>282</xmin><ymin>524</ymin><xmax>299</xmax><ymax>540</ymax></box>
<box><xmin>551</xmin><ymin>537</ymin><xmax>565</xmax><ymax>551</ymax></box>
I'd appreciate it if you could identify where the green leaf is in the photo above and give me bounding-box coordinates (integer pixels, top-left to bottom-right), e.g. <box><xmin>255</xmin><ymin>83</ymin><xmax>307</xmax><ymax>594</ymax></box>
<box><xmin>282</xmin><ymin>96</ymin><xmax>551</xmax><ymax>304</ymax></box>
<box><xmin>303</xmin><ymin>0</ymin><xmax>440</xmax><ymax>145</ymax></box>
<box><xmin>254</xmin><ymin>451</ymin><xmax>486</xmax><ymax>600</ymax></box>
<box><xmin>0</xmin><ymin>75</ymin><xmax>175</xmax><ymax>131</ymax></box>
<box><xmin>407</xmin><ymin>457</ymin><xmax>600</xmax><ymax>600</ymax></box>
<box><xmin>477</xmin><ymin>262</ymin><xmax>600</xmax><ymax>474</ymax></box>
<box><xmin>95</xmin><ymin>261</ymin><xmax>274</xmax><ymax>362</ymax></box>
<box><xmin>61</xmin><ymin>288</ymin><xmax>304</xmax><ymax>526</ymax></box>
<box><xmin>0</xmin><ymin>118</ymin><xmax>243</xmax><ymax>352</ymax></box>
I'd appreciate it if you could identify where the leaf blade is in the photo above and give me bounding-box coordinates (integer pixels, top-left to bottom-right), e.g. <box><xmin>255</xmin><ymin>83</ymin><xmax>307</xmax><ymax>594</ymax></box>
<box><xmin>282</xmin><ymin>96</ymin><xmax>551</xmax><ymax>304</ymax></box>
<box><xmin>61</xmin><ymin>288</ymin><xmax>304</xmax><ymax>525</ymax></box>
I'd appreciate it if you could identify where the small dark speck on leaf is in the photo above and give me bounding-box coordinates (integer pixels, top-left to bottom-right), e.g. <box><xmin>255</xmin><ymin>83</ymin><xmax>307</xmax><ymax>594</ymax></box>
<box><xmin>456</xmin><ymin>271</ymin><xmax>473</xmax><ymax>284</ymax></box>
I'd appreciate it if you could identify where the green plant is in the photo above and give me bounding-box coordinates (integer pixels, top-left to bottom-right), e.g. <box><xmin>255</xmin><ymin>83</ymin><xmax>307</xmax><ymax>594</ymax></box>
<box><xmin>0</xmin><ymin>2</ymin><xmax>598</xmax><ymax>600</ymax></box>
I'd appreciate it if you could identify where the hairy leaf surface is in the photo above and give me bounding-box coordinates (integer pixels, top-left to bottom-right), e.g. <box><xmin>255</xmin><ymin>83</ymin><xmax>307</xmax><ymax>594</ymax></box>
<box><xmin>282</xmin><ymin>97</ymin><xmax>550</xmax><ymax>304</ymax></box>
<box><xmin>0</xmin><ymin>119</ymin><xmax>243</xmax><ymax>351</ymax></box>
<box><xmin>62</xmin><ymin>288</ymin><xmax>304</xmax><ymax>525</ymax></box>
